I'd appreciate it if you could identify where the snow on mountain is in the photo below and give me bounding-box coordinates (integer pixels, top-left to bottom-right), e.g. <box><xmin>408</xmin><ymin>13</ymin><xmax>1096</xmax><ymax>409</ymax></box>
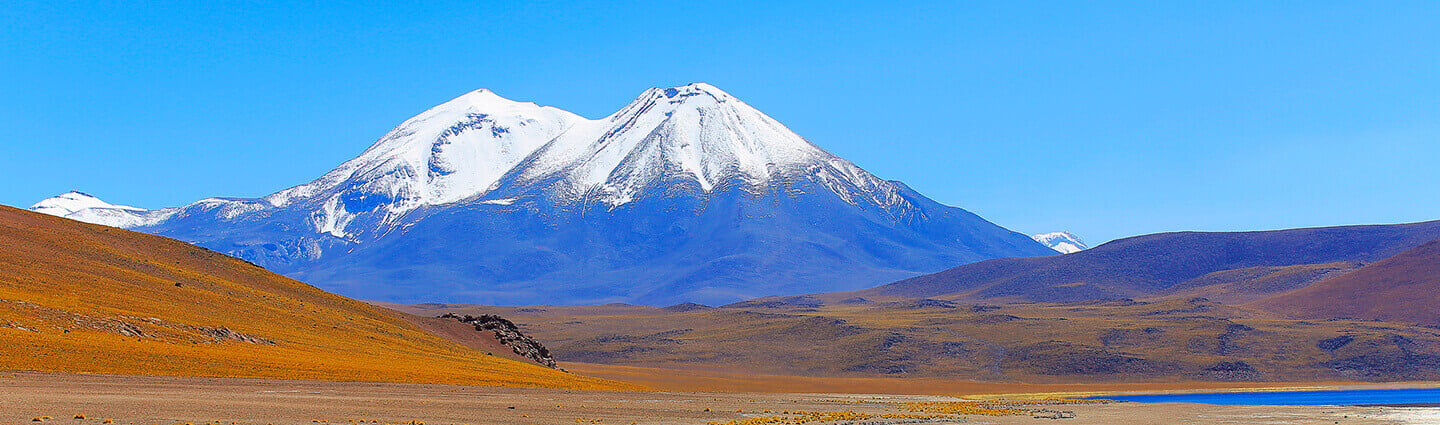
<box><xmin>30</xmin><ymin>191</ymin><xmax>143</xmax><ymax>216</ymax></box>
<box><xmin>41</xmin><ymin>84</ymin><xmax>909</xmax><ymax>240</ymax></box>
<box><xmin>28</xmin><ymin>191</ymin><xmax>173</xmax><ymax>228</ymax></box>
<box><xmin>259</xmin><ymin>88</ymin><xmax>584</xmax><ymax>237</ymax></box>
<box><xmin>1033</xmin><ymin>231</ymin><xmax>1088</xmax><ymax>254</ymax></box>
<box><xmin>258</xmin><ymin>83</ymin><xmax>908</xmax><ymax>238</ymax></box>
<box><xmin>512</xmin><ymin>83</ymin><xmax>904</xmax><ymax>209</ymax></box>
<box><xmin>42</xmin><ymin>83</ymin><xmax>1057</xmax><ymax>305</ymax></box>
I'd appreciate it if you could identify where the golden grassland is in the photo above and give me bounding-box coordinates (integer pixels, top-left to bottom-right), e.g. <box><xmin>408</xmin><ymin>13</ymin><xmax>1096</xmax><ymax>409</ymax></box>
<box><xmin>0</xmin><ymin>205</ymin><xmax>635</xmax><ymax>390</ymax></box>
<box><xmin>701</xmin><ymin>400</ymin><xmax>1105</xmax><ymax>425</ymax></box>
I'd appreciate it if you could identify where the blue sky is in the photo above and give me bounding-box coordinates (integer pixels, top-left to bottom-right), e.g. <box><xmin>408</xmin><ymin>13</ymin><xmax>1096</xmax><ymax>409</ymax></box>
<box><xmin>3</xmin><ymin>1</ymin><xmax>1436</xmax><ymax>245</ymax></box>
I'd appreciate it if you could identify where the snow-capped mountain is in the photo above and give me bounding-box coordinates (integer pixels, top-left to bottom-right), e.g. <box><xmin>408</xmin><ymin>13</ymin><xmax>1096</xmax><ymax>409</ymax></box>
<box><xmin>30</xmin><ymin>191</ymin><xmax>138</xmax><ymax>217</ymax></box>
<box><xmin>260</xmin><ymin>88</ymin><xmax>586</xmax><ymax>237</ymax></box>
<box><xmin>29</xmin><ymin>191</ymin><xmax>170</xmax><ymax>228</ymax></box>
<box><xmin>1032</xmin><ymin>232</ymin><xmax>1088</xmax><ymax>254</ymax></box>
<box><xmin>33</xmin><ymin>83</ymin><xmax>1055</xmax><ymax>305</ymax></box>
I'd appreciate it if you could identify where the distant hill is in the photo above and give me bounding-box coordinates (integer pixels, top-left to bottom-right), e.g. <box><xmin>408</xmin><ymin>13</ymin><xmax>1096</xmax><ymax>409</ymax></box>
<box><xmin>1252</xmin><ymin>239</ymin><xmax>1440</xmax><ymax>325</ymax></box>
<box><xmin>859</xmin><ymin>221</ymin><xmax>1440</xmax><ymax>303</ymax></box>
<box><xmin>0</xmin><ymin>205</ymin><xmax>629</xmax><ymax>390</ymax></box>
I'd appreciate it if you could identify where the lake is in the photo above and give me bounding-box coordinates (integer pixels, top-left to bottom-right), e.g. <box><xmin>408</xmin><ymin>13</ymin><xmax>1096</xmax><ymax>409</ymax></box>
<box><xmin>1099</xmin><ymin>387</ymin><xmax>1440</xmax><ymax>406</ymax></box>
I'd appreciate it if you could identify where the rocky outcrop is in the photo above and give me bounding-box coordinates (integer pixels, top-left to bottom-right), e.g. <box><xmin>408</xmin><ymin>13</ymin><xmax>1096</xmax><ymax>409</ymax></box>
<box><xmin>1197</xmin><ymin>361</ymin><xmax>1261</xmax><ymax>381</ymax></box>
<box><xmin>199</xmin><ymin>326</ymin><xmax>276</xmax><ymax>345</ymax></box>
<box><xmin>439</xmin><ymin>313</ymin><xmax>557</xmax><ymax>369</ymax></box>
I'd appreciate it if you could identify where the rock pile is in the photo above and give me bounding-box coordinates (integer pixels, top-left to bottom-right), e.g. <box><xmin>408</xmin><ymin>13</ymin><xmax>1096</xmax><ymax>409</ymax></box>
<box><xmin>439</xmin><ymin>313</ymin><xmax>558</xmax><ymax>369</ymax></box>
<box><xmin>200</xmin><ymin>326</ymin><xmax>276</xmax><ymax>345</ymax></box>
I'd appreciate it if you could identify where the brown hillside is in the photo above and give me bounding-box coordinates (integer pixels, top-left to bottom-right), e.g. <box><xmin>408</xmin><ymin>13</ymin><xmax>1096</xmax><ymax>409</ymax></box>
<box><xmin>1252</xmin><ymin>239</ymin><xmax>1440</xmax><ymax>325</ymax></box>
<box><xmin>1158</xmin><ymin>262</ymin><xmax>1363</xmax><ymax>304</ymax></box>
<box><xmin>0</xmin><ymin>205</ymin><xmax>632</xmax><ymax>390</ymax></box>
<box><xmin>392</xmin><ymin>298</ymin><xmax>1440</xmax><ymax>383</ymax></box>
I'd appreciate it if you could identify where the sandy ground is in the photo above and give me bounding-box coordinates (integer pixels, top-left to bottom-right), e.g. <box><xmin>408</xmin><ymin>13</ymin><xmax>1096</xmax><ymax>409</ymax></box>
<box><xmin>564</xmin><ymin>362</ymin><xmax>1440</xmax><ymax>397</ymax></box>
<box><xmin>1</xmin><ymin>371</ymin><xmax>1435</xmax><ymax>425</ymax></box>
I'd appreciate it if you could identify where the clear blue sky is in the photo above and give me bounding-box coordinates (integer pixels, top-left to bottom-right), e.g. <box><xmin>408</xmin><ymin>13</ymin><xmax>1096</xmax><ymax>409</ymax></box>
<box><xmin>3</xmin><ymin>1</ymin><xmax>1437</xmax><ymax>245</ymax></box>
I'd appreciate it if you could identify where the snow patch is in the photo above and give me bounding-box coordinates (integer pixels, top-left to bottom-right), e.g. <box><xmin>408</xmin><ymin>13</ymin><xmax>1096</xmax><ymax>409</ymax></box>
<box><xmin>1032</xmin><ymin>232</ymin><xmax>1088</xmax><ymax>254</ymax></box>
<box><xmin>28</xmin><ymin>191</ymin><xmax>174</xmax><ymax>228</ymax></box>
<box><xmin>30</xmin><ymin>191</ymin><xmax>144</xmax><ymax>216</ymax></box>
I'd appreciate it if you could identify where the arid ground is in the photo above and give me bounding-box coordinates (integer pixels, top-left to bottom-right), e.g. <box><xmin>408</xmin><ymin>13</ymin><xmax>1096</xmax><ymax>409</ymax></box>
<box><xmin>4</xmin><ymin>372</ymin><xmax>1438</xmax><ymax>425</ymax></box>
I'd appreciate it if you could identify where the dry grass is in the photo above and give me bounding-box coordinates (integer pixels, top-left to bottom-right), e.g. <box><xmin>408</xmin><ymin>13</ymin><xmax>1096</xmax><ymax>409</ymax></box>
<box><xmin>391</xmin><ymin>295</ymin><xmax>1440</xmax><ymax>384</ymax></box>
<box><xmin>0</xmin><ymin>206</ymin><xmax>634</xmax><ymax>390</ymax></box>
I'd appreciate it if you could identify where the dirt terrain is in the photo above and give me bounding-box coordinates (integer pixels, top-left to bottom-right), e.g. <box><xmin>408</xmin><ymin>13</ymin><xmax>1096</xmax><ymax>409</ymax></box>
<box><xmin>562</xmin><ymin>362</ymin><xmax>1440</xmax><ymax>397</ymax></box>
<box><xmin>2</xmin><ymin>372</ymin><xmax>1433</xmax><ymax>425</ymax></box>
<box><xmin>386</xmin><ymin>298</ymin><xmax>1440</xmax><ymax>383</ymax></box>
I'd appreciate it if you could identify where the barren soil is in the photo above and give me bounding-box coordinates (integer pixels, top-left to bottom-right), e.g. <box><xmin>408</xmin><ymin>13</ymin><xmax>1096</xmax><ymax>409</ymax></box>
<box><xmin>2</xmin><ymin>372</ymin><xmax>1434</xmax><ymax>425</ymax></box>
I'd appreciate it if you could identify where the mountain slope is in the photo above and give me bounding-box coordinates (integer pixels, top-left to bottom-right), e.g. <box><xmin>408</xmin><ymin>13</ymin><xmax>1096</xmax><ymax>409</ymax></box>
<box><xmin>394</xmin><ymin>297</ymin><xmax>1440</xmax><ymax>382</ymax></box>
<box><xmin>0</xmin><ymin>205</ymin><xmax>631</xmax><ymax>389</ymax></box>
<box><xmin>34</xmin><ymin>83</ymin><xmax>1053</xmax><ymax>305</ymax></box>
<box><xmin>859</xmin><ymin>220</ymin><xmax>1440</xmax><ymax>303</ymax></box>
<box><xmin>1251</xmin><ymin>239</ymin><xmax>1440</xmax><ymax>325</ymax></box>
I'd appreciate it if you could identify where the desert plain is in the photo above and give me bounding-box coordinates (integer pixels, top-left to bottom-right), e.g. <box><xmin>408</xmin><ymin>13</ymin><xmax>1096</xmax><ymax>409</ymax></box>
<box><xmin>5</xmin><ymin>371</ymin><xmax>1440</xmax><ymax>425</ymax></box>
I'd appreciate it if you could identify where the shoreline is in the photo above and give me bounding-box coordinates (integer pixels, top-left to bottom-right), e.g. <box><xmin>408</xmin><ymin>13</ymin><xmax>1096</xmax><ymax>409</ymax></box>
<box><xmin>562</xmin><ymin>362</ymin><xmax>1440</xmax><ymax>399</ymax></box>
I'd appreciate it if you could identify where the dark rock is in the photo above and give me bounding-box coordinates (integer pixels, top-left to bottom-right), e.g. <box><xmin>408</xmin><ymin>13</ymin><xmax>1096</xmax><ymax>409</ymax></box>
<box><xmin>440</xmin><ymin>313</ymin><xmax>558</xmax><ymax>369</ymax></box>
<box><xmin>722</xmin><ymin>295</ymin><xmax>825</xmax><ymax>309</ymax></box>
<box><xmin>199</xmin><ymin>326</ymin><xmax>275</xmax><ymax>345</ymax></box>
<box><xmin>661</xmin><ymin>302</ymin><xmax>714</xmax><ymax>312</ymax></box>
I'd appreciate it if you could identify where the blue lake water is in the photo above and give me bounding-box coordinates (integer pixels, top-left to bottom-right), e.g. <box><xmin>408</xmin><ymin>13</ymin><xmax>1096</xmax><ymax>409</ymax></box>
<box><xmin>1098</xmin><ymin>388</ymin><xmax>1440</xmax><ymax>406</ymax></box>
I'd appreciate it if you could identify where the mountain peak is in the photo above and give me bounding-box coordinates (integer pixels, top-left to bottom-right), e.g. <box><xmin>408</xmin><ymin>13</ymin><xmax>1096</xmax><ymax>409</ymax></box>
<box><xmin>30</xmin><ymin>191</ymin><xmax>145</xmax><ymax>216</ymax></box>
<box><xmin>28</xmin><ymin>191</ymin><xmax>165</xmax><ymax>228</ymax></box>
<box><xmin>254</xmin><ymin>84</ymin><xmax>911</xmax><ymax>232</ymax></box>
<box><xmin>411</xmin><ymin>88</ymin><xmax>576</xmax><ymax>127</ymax></box>
<box><xmin>1033</xmin><ymin>231</ymin><xmax>1088</xmax><ymax>254</ymax></box>
<box><xmin>510</xmin><ymin>82</ymin><xmax>896</xmax><ymax>207</ymax></box>
<box><xmin>260</xmin><ymin>87</ymin><xmax>586</xmax><ymax>227</ymax></box>
<box><xmin>607</xmin><ymin>82</ymin><xmax>739</xmax><ymax>123</ymax></box>
<box><xmin>447</xmin><ymin>88</ymin><xmax>538</xmax><ymax>110</ymax></box>
<box><xmin>654</xmin><ymin>82</ymin><xmax>732</xmax><ymax>100</ymax></box>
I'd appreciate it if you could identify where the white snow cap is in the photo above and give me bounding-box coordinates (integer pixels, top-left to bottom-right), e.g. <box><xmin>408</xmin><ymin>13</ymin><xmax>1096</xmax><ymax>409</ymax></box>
<box><xmin>45</xmin><ymin>83</ymin><xmax>912</xmax><ymax>236</ymax></box>
<box><xmin>259</xmin><ymin>82</ymin><xmax>907</xmax><ymax>236</ymax></box>
<box><xmin>1033</xmin><ymin>232</ymin><xmax>1088</xmax><ymax>254</ymax></box>
<box><xmin>29</xmin><ymin>191</ymin><xmax>170</xmax><ymax>228</ymax></box>
<box><xmin>516</xmin><ymin>82</ymin><xmax>896</xmax><ymax>206</ymax></box>
<box><xmin>264</xmin><ymin>87</ymin><xmax>585</xmax><ymax>210</ymax></box>
<box><xmin>29</xmin><ymin>191</ymin><xmax>144</xmax><ymax>216</ymax></box>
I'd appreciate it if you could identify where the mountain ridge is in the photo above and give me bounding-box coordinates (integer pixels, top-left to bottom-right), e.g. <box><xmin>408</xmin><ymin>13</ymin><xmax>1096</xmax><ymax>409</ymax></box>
<box><xmin>858</xmin><ymin>220</ymin><xmax>1440</xmax><ymax>303</ymax></box>
<box><xmin>1251</xmin><ymin>238</ymin><xmax>1440</xmax><ymax>325</ymax></box>
<box><xmin>31</xmin><ymin>83</ymin><xmax>1054</xmax><ymax>305</ymax></box>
